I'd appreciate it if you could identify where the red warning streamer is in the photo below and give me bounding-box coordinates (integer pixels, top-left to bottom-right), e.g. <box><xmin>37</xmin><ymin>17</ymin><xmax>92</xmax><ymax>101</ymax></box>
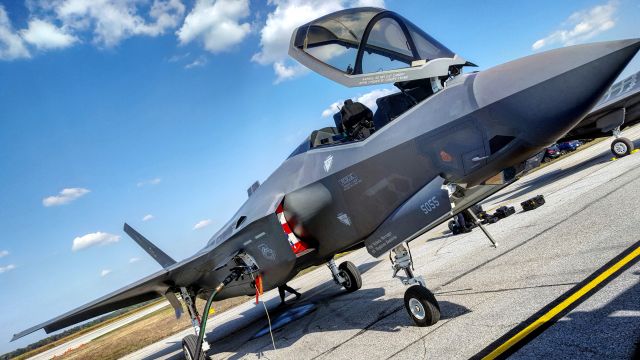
<box><xmin>254</xmin><ymin>275</ymin><xmax>264</xmax><ymax>304</ymax></box>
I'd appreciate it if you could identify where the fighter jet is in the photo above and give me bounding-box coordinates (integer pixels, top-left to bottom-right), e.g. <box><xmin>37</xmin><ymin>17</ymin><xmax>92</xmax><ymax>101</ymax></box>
<box><xmin>556</xmin><ymin>70</ymin><xmax>640</xmax><ymax>157</ymax></box>
<box><xmin>12</xmin><ymin>7</ymin><xmax>640</xmax><ymax>360</ymax></box>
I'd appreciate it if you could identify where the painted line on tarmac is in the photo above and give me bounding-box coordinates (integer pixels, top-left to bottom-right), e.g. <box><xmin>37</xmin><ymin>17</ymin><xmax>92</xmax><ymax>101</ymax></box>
<box><xmin>474</xmin><ymin>239</ymin><xmax>640</xmax><ymax>360</ymax></box>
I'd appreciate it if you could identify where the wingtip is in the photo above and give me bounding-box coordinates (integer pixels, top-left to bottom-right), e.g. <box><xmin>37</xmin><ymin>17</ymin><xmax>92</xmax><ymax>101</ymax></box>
<box><xmin>11</xmin><ymin>332</ymin><xmax>25</xmax><ymax>342</ymax></box>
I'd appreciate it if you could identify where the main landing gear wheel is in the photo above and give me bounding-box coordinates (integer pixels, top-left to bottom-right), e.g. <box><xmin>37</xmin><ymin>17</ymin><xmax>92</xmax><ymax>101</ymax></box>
<box><xmin>611</xmin><ymin>137</ymin><xmax>634</xmax><ymax>157</ymax></box>
<box><xmin>404</xmin><ymin>285</ymin><xmax>441</xmax><ymax>327</ymax></box>
<box><xmin>182</xmin><ymin>334</ymin><xmax>206</xmax><ymax>360</ymax></box>
<box><xmin>338</xmin><ymin>261</ymin><xmax>362</xmax><ymax>292</ymax></box>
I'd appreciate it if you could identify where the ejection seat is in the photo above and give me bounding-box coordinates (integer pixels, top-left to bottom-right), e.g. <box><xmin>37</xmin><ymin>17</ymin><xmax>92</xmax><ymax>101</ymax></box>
<box><xmin>373</xmin><ymin>78</ymin><xmax>437</xmax><ymax>129</ymax></box>
<box><xmin>337</xmin><ymin>99</ymin><xmax>375</xmax><ymax>140</ymax></box>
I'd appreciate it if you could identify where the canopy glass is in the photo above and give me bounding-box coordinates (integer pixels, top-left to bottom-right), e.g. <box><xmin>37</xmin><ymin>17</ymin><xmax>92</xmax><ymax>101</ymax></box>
<box><xmin>292</xmin><ymin>8</ymin><xmax>455</xmax><ymax>76</ymax></box>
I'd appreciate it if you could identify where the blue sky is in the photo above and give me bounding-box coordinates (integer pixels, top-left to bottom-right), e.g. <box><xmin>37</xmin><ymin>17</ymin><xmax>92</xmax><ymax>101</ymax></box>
<box><xmin>0</xmin><ymin>0</ymin><xmax>638</xmax><ymax>354</ymax></box>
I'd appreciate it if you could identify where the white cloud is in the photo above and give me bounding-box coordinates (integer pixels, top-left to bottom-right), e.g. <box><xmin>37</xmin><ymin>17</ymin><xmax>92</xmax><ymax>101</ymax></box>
<box><xmin>72</xmin><ymin>231</ymin><xmax>120</xmax><ymax>251</ymax></box>
<box><xmin>20</xmin><ymin>19</ymin><xmax>78</xmax><ymax>50</ymax></box>
<box><xmin>137</xmin><ymin>177</ymin><xmax>162</xmax><ymax>187</ymax></box>
<box><xmin>321</xmin><ymin>87</ymin><xmax>396</xmax><ymax>117</ymax></box>
<box><xmin>168</xmin><ymin>52</ymin><xmax>190</xmax><ymax>62</ymax></box>
<box><xmin>100</xmin><ymin>269</ymin><xmax>112</xmax><ymax>277</ymax></box>
<box><xmin>532</xmin><ymin>1</ymin><xmax>616</xmax><ymax>51</ymax></box>
<box><xmin>0</xmin><ymin>264</ymin><xmax>16</xmax><ymax>274</ymax></box>
<box><xmin>353</xmin><ymin>0</ymin><xmax>385</xmax><ymax>6</ymax></box>
<box><xmin>253</xmin><ymin>0</ymin><xmax>385</xmax><ymax>83</ymax></box>
<box><xmin>0</xmin><ymin>5</ymin><xmax>31</xmax><ymax>60</ymax></box>
<box><xmin>43</xmin><ymin>187</ymin><xmax>90</xmax><ymax>207</ymax></box>
<box><xmin>273</xmin><ymin>61</ymin><xmax>308</xmax><ymax>83</ymax></box>
<box><xmin>0</xmin><ymin>250</ymin><xmax>8</xmax><ymax>258</ymax></box>
<box><xmin>142</xmin><ymin>214</ymin><xmax>154</xmax><ymax>221</ymax></box>
<box><xmin>193</xmin><ymin>219</ymin><xmax>212</xmax><ymax>230</ymax></box>
<box><xmin>31</xmin><ymin>0</ymin><xmax>186</xmax><ymax>48</ymax></box>
<box><xmin>322</xmin><ymin>101</ymin><xmax>341</xmax><ymax>118</ymax></box>
<box><xmin>177</xmin><ymin>0</ymin><xmax>250</xmax><ymax>53</ymax></box>
<box><xmin>185</xmin><ymin>55</ymin><xmax>207</xmax><ymax>68</ymax></box>
<box><xmin>129</xmin><ymin>257</ymin><xmax>140</xmax><ymax>263</ymax></box>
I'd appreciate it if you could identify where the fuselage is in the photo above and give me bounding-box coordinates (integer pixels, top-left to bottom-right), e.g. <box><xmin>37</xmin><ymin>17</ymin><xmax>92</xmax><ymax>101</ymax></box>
<box><xmin>193</xmin><ymin>39</ymin><xmax>640</xmax><ymax>302</ymax></box>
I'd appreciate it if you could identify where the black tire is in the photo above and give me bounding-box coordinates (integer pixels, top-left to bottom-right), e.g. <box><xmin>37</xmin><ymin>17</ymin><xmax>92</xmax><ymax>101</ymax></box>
<box><xmin>448</xmin><ymin>220</ymin><xmax>456</xmax><ymax>232</ymax></box>
<box><xmin>338</xmin><ymin>261</ymin><xmax>362</xmax><ymax>292</ymax></box>
<box><xmin>611</xmin><ymin>137</ymin><xmax>634</xmax><ymax>157</ymax></box>
<box><xmin>182</xmin><ymin>334</ymin><xmax>206</xmax><ymax>360</ymax></box>
<box><xmin>403</xmin><ymin>285</ymin><xmax>440</xmax><ymax>327</ymax></box>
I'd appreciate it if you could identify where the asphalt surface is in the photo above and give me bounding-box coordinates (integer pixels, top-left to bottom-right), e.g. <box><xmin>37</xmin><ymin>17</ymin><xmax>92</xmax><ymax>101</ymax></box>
<box><xmin>25</xmin><ymin>302</ymin><xmax>169</xmax><ymax>360</ymax></box>
<box><xmin>121</xmin><ymin>126</ymin><xmax>640</xmax><ymax>360</ymax></box>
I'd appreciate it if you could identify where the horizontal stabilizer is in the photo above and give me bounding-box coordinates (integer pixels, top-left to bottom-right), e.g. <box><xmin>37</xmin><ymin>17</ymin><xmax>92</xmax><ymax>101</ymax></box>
<box><xmin>124</xmin><ymin>223</ymin><xmax>176</xmax><ymax>268</ymax></box>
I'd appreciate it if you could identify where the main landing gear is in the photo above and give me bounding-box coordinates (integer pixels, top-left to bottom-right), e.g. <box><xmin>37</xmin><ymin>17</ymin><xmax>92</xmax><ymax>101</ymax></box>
<box><xmin>390</xmin><ymin>243</ymin><xmax>440</xmax><ymax>326</ymax></box>
<box><xmin>327</xmin><ymin>258</ymin><xmax>362</xmax><ymax>292</ymax></box>
<box><xmin>180</xmin><ymin>287</ymin><xmax>207</xmax><ymax>360</ymax></box>
<box><xmin>180</xmin><ymin>252</ymin><xmax>259</xmax><ymax>360</ymax></box>
<box><xmin>182</xmin><ymin>334</ymin><xmax>205</xmax><ymax>360</ymax></box>
<box><xmin>611</xmin><ymin>127</ymin><xmax>634</xmax><ymax>157</ymax></box>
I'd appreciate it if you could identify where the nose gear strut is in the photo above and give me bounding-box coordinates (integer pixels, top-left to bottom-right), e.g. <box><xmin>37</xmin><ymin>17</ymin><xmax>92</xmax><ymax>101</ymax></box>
<box><xmin>389</xmin><ymin>242</ymin><xmax>440</xmax><ymax>327</ymax></box>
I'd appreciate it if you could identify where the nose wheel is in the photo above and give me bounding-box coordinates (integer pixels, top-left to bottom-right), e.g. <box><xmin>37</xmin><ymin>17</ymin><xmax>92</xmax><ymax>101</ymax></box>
<box><xmin>390</xmin><ymin>243</ymin><xmax>441</xmax><ymax>327</ymax></box>
<box><xmin>404</xmin><ymin>285</ymin><xmax>440</xmax><ymax>326</ymax></box>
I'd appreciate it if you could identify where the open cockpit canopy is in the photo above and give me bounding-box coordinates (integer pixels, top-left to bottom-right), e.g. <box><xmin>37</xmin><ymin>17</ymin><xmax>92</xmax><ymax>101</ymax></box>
<box><xmin>289</xmin><ymin>7</ymin><xmax>468</xmax><ymax>87</ymax></box>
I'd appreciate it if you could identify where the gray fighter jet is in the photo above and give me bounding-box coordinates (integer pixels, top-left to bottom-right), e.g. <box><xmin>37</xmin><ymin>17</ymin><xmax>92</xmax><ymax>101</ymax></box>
<box><xmin>557</xmin><ymin>70</ymin><xmax>640</xmax><ymax>157</ymax></box>
<box><xmin>11</xmin><ymin>8</ymin><xmax>640</xmax><ymax>360</ymax></box>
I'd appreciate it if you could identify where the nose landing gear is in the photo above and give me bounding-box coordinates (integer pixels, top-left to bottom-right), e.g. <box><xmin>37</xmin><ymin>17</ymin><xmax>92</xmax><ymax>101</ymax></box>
<box><xmin>390</xmin><ymin>243</ymin><xmax>440</xmax><ymax>326</ymax></box>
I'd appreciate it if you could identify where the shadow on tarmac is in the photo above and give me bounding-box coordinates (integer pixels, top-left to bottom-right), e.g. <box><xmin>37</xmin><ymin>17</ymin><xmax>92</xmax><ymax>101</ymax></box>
<box><xmin>138</xmin><ymin>259</ymin><xmax>471</xmax><ymax>360</ymax></box>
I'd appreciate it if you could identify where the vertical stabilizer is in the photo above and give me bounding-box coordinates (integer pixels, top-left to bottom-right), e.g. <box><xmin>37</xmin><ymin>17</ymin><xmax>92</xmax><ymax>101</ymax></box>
<box><xmin>123</xmin><ymin>223</ymin><xmax>177</xmax><ymax>268</ymax></box>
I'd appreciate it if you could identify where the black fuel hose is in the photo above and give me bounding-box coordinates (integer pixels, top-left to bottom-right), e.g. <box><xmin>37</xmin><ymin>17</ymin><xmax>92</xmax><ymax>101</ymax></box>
<box><xmin>194</xmin><ymin>272</ymin><xmax>239</xmax><ymax>359</ymax></box>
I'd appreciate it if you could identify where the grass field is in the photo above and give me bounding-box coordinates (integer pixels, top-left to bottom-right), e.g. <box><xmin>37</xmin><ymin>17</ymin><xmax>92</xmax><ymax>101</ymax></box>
<box><xmin>52</xmin><ymin>296</ymin><xmax>249</xmax><ymax>360</ymax></box>
<box><xmin>12</xmin><ymin>299</ymin><xmax>168</xmax><ymax>360</ymax></box>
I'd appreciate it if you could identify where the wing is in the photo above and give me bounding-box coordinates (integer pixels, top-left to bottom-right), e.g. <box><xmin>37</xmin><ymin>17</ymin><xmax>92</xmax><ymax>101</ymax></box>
<box><xmin>11</xmin><ymin>226</ymin><xmax>239</xmax><ymax>342</ymax></box>
<box><xmin>11</xmin><ymin>268</ymin><xmax>171</xmax><ymax>341</ymax></box>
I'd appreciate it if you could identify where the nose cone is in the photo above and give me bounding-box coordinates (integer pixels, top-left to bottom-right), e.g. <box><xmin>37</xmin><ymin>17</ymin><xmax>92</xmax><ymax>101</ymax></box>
<box><xmin>474</xmin><ymin>39</ymin><xmax>640</xmax><ymax>146</ymax></box>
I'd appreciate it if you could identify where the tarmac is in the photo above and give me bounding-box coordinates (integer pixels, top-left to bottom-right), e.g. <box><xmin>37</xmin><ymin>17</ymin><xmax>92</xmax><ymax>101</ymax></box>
<box><xmin>115</xmin><ymin>125</ymin><xmax>640</xmax><ymax>360</ymax></box>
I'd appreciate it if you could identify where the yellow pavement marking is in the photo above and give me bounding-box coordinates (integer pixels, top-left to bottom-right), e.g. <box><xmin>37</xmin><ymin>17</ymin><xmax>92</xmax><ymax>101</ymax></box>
<box><xmin>482</xmin><ymin>244</ymin><xmax>640</xmax><ymax>360</ymax></box>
